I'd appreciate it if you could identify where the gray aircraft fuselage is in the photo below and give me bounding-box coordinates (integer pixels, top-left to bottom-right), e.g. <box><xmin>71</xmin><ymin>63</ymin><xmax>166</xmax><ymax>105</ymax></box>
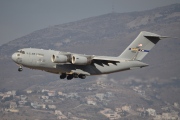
<box><xmin>12</xmin><ymin>48</ymin><xmax>148</xmax><ymax>74</ymax></box>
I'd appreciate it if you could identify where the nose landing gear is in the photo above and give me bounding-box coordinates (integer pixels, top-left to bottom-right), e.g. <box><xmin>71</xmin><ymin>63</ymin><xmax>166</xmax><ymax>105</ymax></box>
<box><xmin>18</xmin><ymin>66</ymin><xmax>23</xmax><ymax>72</ymax></box>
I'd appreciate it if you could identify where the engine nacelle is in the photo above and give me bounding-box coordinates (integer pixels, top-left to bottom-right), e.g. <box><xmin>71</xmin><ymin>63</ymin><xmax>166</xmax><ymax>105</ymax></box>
<box><xmin>71</xmin><ymin>55</ymin><xmax>91</xmax><ymax>65</ymax></box>
<box><xmin>51</xmin><ymin>54</ymin><xmax>68</xmax><ymax>63</ymax></box>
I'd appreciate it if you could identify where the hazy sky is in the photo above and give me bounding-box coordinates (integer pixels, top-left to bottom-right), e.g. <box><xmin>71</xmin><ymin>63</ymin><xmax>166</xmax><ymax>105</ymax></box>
<box><xmin>0</xmin><ymin>0</ymin><xmax>180</xmax><ymax>45</ymax></box>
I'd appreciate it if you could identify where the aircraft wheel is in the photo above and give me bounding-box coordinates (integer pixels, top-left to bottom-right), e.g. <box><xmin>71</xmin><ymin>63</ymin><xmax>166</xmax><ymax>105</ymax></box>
<box><xmin>18</xmin><ymin>68</ymin><xmax>23</xmax><ymax>72</ymax></box>
<box><xmin>78</xmin><ymin>74</ymin><xmax>86</xmax><ymax>79</ymax></box>
<box><xmin>73</xmin><ymin>73</ymin><xmax>79</xmax><ymax>78</ymax></box>
<box><xmin>60</xmin><ymin>73</ymin><xmax>66</xmax><ymax>79</ymax></box>
<box><xmin>67</xmin><ymin>75</ymin><xmax>73</xmax><ymax>80</ymax></box>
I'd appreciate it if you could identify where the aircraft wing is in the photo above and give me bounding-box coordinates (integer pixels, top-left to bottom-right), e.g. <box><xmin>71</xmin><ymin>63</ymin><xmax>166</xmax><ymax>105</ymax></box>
<box><xmin>56</xmin><ymin>52</ymin><xmax>121</xmax><ymax>66</ymax></box>
<box><xmin>91</xmin><ymin>56</ymin><xmax>120</xmax><ymax>66</ymax></box>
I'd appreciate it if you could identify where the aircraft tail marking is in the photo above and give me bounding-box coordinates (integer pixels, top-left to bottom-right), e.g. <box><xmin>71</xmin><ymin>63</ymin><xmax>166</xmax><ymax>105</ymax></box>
<box><xmin>119</xmin><ymin>31</ymin><xmax>168</xmax><ymax>61</ymax></box>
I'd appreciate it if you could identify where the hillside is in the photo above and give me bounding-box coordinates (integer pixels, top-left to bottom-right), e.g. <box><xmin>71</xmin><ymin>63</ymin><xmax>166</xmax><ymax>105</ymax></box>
<box><xmin>0</xmin><ymin>4</ymin><xmax>180</xmax><ymax>90</ymax></box>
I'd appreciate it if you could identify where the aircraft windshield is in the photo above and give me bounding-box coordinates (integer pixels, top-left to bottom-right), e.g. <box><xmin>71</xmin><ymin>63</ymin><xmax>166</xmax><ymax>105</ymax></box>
<box><xmin>17</xmin><ymin>50</ymin><xmax>25</xmax><ymax>54</ymax></box>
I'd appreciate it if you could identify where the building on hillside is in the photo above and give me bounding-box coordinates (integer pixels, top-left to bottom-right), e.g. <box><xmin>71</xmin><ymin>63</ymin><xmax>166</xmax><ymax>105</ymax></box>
<box><xmin>174</xmin><ymin>102</ymin><xmax>179</xmax><ymax>108</ymax></box>
<box><xmin>100</xmin><ymin>108</ymin><xmax>121</xmax><ymax>120</ymax></box>
<box><xmin>48</xmin><ymin>91</ymin><xmax>56</xmax><ymax>97</ymax></box>
<box><xmin>87</xmin><ymin>99</ymin><xmax>97</xmax><ymax>106</ymax></box>
<box><xmin>20</xmin><ymin>95</ymin><xmax>27</xmax><ymax>100</ymax></box>
<box><xmin>42</xmin><ymin>89</ymin><xmax>49</xmax><ymax>93</ymax></box>
<box><xmin>146</xmin><ymin>108</ymin><xmax>156</xmax><ymax>116</ymax></box>
<box><xmin>55</xmin><ymin>110</ymin><xmax>63</xmax><ymax>115</ymax></box>
<box><xmin>5</xmin><ymin>108</ymin><xmax>19</xmax><ymax>113</ymax></box>
<box><xmin>136</xmin><ymin>107</ymin><xmax>145</xmax><ymax>113</ymax></box>
<box><xmin>57</xmin><ymin>115</ymin><xmax>67</xmax><ymax>120</ymax></box>
<box><xmin>65</xmin><ymin>93</ymin><xmax>79</xmax><ymax>98</ymax></box>
<box><xmin>154</xmin><ymin>112</ymin><xmax>179</xmax><ymax>120</ymax></box>
<box><xmin>0</xmin><ymin>92</ymin><xmax>4</xmax><ymax>97</ymax></box>
<box><xmin>115</xmin><ymin>108</ymin><xmax>123</xmax><ymax>113</ymax></box>
<box><xmin>11</xmin><ymin>90</ymin><xmax>16</xmax><ymax>96</ymax></box>
<box><xmin>31</xmin><ymin>102</ymin><xmax>46</xmax><ymax>109</ymax></box>
<box><xmin>122</xmin><ymin>105</ymin><xmax>131</xmax><ymax>112</ymax></box>
<box><xmin>10</xmin><ymin>102</ymin><xmax>17</xmax><ymax>109</ymax></box>
<box><xmin>6</xmin><ymin>91</ymin><xmax>12</xmax><ymax>95</ymax></box>
<box><xmin>5</xmin><ymin>90</ymin><xmax>16</xmax><ymax>96</ymax></box>
<box><xmin>26</xmin><ymin>90</ymin><xmax>32</xmax><ymax>94</ymax></box>
<box><xmin>18</xmin><ymin>100</ymin><xmax>27</xmax><ymax>106</ymax></box>
<box><xmin>70</xmin><ymin>117</ymin><xmax>87</xmax><ymax>120</ymax></box>
<box><xmin>96</xmin><ymin>93</ymin><xmax>105</xmax><ymax>101</ymax></box>
<box><xmin>45</xmin><ymin>99</ymin><xmax>53</xmax><ymax>103</ymax></box>
<box><xmin>48</xmin><ymin>105</ymin><xmax>56</xmax><ymax>109</ymax></box>
<box><xmin>58</xmin><ymin>91</ymin><xmax>63</xmax><ymax>96</ymax></box>
<box><xmin>161</xmin><ymin>107</ymin><xmax>170</xmax><ymax>112</ymax></box>
<box><xmin>105</xmin><ymin>92</ymin><xmax>113</xmax><ymax>98</ymax></box>
<box><xmin>41</xmin><ymin>95</ymin><xmax>49</xmax><ymax>100</ymax></box>
<box><xmin>2</xmin><ymin>94</ymin><xmax>12</xmax><ymax>100</ymax></box>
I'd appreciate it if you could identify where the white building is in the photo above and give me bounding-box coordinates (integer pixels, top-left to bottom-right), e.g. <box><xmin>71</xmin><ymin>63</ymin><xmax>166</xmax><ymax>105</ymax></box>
<box><xmin>48</xmin><ymin>91</ymin><xmax>56</xmax><ymax>97</ymax></box>
<box><xmin>115</xmin><ymin>108</ymin><xmax>123</xmax><ymax>113</ymax></box>
<box><xmin>10</xmin><ymin>102</ymin><xmax>17</xmax><ymax>109</ymax></box>
<box><xmin>55</xmin><ymin>110</ymin><xmax>63</xmax><ymax>115</ymax></box>
<box><xmin>96</xmin><ymin>93</ymin><xmax>104</xmax><ymax>101</ymax></box>
<box><xmin>146</xmin><ymin>108</ymin><xmax>156</xmax><ymax>116</ymax></box>
<box><xmin>154</xmin><ymin>112</ymin><xmax>179</xmax><ymax>120</ymax></box>
<box><xmin>41</xmin><ymin>95</ymin><xmax>49</xmax><ymax>100</ymax></box>
<box><xmin>48</xmin><ymin>105</ymin><xmax>56</xmax><ymax>109</ymax></box>
<box><xmin>5</xmin><ymin>90</ymin><xmax>16</xmax><ymax>96</ymax></box>
<box><xmin>26</xmin><ymin>90</ymin><xmax>32</xmax><ymax>94</ymax></box>
<box><xmin>20</xmin><ymin>95</ymin><xmax>27</xmax><ymax>100</ymax></box>
<box><xmin>42</xmin><ymin>89</ymin><xmax>49</xmax><ymax>93</ymax></box>
<box><xmin>58</xmin><ymin>91</ymin><xmax>63</xmax><ymax>96</ymax></box>
<box><xmin>31</xmin><ymin>102</ymin><xmax>45</xmax><ymax>109</ymax></box>
<box><xmin>11</xmin><ymin>90</ymin><xmax>16</xmax><ymax>96</ymax></box>
<box><xmin>122</xmin><ymin>105</ymin><xmax>131</xmax><ymax>112</ymax></box>
<box><xmin>87</xmin><ymin>99</ymin><xmax>96</xmax><ymax>106</ymax></box>
<box><xmin>174</xmin><ymin>102</ymin><xmax>179</xmax><ymax>108</ymax></box>
<box><xmin>55</xmin><ymin>110</ymin><xmax>67</xmax><ymax>119</ymax></box>
<box><xmin>18</xmin><ymin>100</ymin><xmax>27</xmax><ymax>105</ymax></box>
<box><xmin>100</xmin><ymin>108</ymin><xmax>121</xmax><ymax>120</ymax></box>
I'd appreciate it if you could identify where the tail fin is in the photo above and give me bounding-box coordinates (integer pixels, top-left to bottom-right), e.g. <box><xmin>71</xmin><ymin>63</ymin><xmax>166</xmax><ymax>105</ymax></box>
<box><xmin>119</xmin><ymin>31</ymin><xmax>168</xmax><ymax>61</ymax></box>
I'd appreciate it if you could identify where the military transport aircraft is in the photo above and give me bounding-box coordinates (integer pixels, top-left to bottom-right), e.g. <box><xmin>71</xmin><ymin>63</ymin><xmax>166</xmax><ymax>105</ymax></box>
<box><xmin>12</xmin><ymin>31</ymin><xmax>168</xmax><ymax>80</ymax></box>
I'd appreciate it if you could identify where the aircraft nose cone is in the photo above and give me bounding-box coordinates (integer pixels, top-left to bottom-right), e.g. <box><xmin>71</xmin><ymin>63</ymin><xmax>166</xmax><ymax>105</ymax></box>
<box><xmin>12</xmin><ymin>53</ymin><xmax>16</xmax><ymax>61</ymax></box>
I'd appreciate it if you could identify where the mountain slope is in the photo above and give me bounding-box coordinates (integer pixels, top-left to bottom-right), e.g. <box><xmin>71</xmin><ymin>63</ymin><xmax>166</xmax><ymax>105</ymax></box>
<box><xmin>0</xmin><ymin>4</ymin><xmax>180</xmax><ymax>89</ymax></box>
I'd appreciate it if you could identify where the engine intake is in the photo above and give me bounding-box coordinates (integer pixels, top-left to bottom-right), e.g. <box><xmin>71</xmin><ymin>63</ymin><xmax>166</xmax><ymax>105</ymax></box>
<box><xmin>71</xmin><ymin>55</ymin><xmax>91</xmax><ymax>65</ymax></box>
<box><xmin>51</xmin><ymin>54</ymin><xmax>68</xmax><ymax>63</ymax></box>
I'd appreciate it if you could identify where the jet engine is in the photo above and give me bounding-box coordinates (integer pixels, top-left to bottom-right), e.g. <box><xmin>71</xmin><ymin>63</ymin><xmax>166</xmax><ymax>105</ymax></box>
<box><xmin>51</xmin><ymin>54</ymin><xmax>68</xmax><ymax>63</ymax></box>
<box><xmin>71</xmin><ymin>55</ymin><xmax>91</xmax><ymax>65</ymax></box>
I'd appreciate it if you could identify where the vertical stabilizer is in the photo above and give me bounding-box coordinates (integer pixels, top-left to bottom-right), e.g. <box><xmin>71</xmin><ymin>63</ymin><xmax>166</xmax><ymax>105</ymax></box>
<box><xmin>119</xmin><ymin>31</ymin><xmax>167</xmax><ymax>61</ymax></box>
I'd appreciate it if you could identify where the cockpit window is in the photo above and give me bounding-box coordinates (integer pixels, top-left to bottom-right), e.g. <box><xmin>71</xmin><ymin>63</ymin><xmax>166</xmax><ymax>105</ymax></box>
<box><xmin>20</xmin><ymin>51</ymin><xmax>25</xmax><ymax>54</ymax></box>
<box><xmin>17</xmin><ymin>50</ymin><xmax>25</xmax><ymax>54</ymax></box>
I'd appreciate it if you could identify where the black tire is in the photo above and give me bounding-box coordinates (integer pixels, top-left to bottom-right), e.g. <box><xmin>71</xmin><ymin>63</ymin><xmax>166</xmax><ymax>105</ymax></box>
<box><xmin>67</xmin><ymin>75</ymin><xmax>73</xmax><ymax>80</ymax></box>
<box><xmin>78</xmin><ymin>74</ymin><xmax>86</xmax><ymax>79</ymax></box>
<box><xmin>60</xmin><ymin>73</ymin><xmax>66</xmax><ymax>79</ymax></box>
<box><xmin>18</xmin><ymin>68</ymin><xmax>23</xmax><ymax>72</ymax></box>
